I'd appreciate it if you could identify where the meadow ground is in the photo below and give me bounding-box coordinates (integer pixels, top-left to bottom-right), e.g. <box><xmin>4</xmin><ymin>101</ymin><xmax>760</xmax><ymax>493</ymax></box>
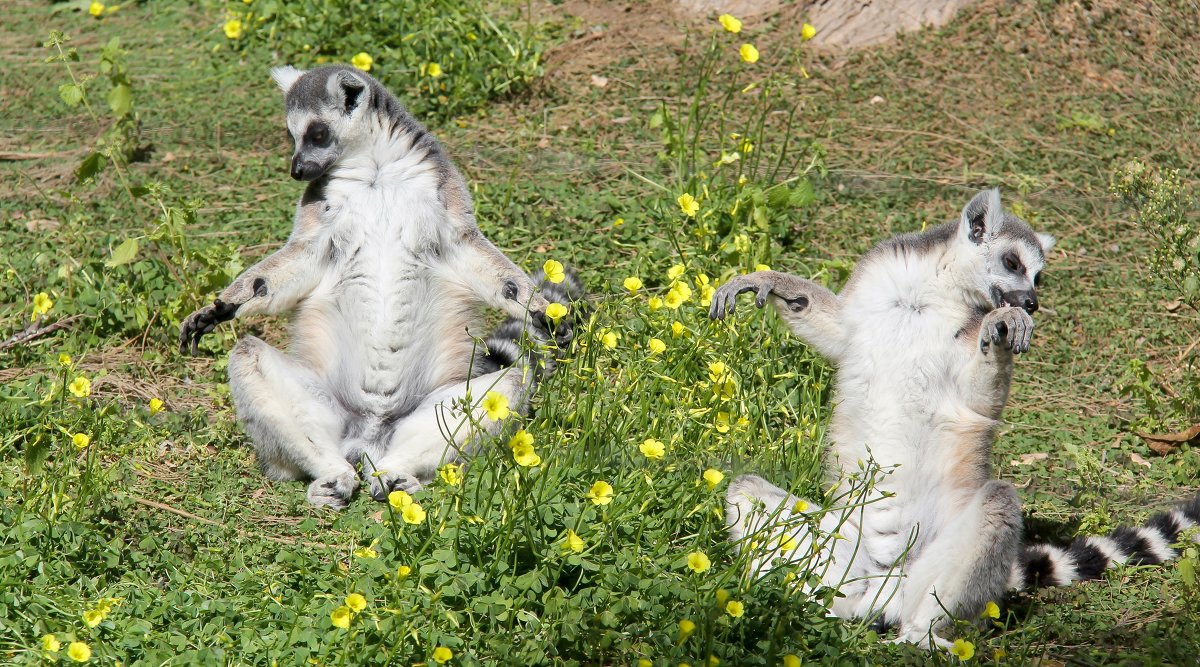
<box><xmin>1</xmin><ymin>0</ymin><xmax>1199</xmax><ymax>664</ymax></box>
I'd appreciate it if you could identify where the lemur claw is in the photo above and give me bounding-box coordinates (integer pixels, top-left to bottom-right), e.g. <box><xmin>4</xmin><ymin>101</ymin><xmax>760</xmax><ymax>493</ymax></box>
<box><xmin>178</xmin><ymin>300</ymin><xmax>239</xmax><ymax>356</ymax></box>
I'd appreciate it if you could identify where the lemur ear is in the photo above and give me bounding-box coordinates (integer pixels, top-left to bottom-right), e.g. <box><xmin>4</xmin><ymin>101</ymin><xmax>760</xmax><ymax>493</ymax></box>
<box><xmin>270</xmin><ymin>66</ymin><xmax>305</xmax><ymax>94</ymax></box>
<box><xmin>960</xmin><ymin>188</ymin><xmax>1002</xmax><ymax>245</ymax></box>
<box><xmin>1037</xmin><ymin>232</ymin><xmax>1056</xmax><ymax>254</ymax></box>
<box><xmin>329</xmin><ymin>70</ymin><xmax>367</xmax><ymax>114</ymax></box>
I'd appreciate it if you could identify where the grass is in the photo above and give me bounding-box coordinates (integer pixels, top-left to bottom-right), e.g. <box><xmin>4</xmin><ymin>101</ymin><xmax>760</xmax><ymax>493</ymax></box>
<box><xmin>2</xmin><ymin>0</ymin><xmax>1199</xmax><ymax>664</ymax></box>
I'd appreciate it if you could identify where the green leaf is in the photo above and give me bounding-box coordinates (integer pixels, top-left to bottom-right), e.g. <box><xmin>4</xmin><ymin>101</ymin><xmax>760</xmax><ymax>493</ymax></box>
<box><xmin>108</xmin><ymin>83</ymin><xmax>133</xmax><ymax>117</ymax></box>
<box><xmin>59</xmin><ymin>82</ymin><xmax>83</xmax><ymax>107</ymax></box>
<box><xmin>76</xmin><ymin>151</ymin><xmax>106</xmax><ymax>182</ymax></box>
<box><xmin>1180</xmin><ymin>556</ymin><xmax>1195</xmax><ymax>587</ymax></box>
<box><xmin>106</xmin><ymin>237</ymin><xmax>140</xmax><ymax>267</ymax></box>
<box><xmin>789</xmin><ymin>178</ymin><xmax>815</xmax><ymax>208</ymax></box>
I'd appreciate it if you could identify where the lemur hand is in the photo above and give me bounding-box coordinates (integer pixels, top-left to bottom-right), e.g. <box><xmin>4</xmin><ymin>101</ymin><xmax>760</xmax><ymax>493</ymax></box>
<box><xmin>980</xmin><ymin>306</ymin><xmax>1034</xmax><ymax>354</ymax></box>
<box><xmin>178</xmin><ymin>300</ymin><xmax>239</xmax><ymax>356</ymax></box>
<box><xmin>533</xmin><ymin>308</ymin><xmax>574</xmax><ymax>347</ymax></box>
<box><xmin>709</xmin><ymin>271</ymin><xmax>809</xmax><ymax>320</ymax></box>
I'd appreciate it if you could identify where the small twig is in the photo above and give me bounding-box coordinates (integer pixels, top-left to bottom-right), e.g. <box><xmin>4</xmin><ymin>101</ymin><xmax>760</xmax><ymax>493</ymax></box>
<box><xmin>123</xmin><ymin>493</ymin><xmax>337</xmax><ymax>548</ymax></box>
<box><xmin>0</xmin><ymin>315</ymin><xmax>84</xmax><ymax>351</ymax></box>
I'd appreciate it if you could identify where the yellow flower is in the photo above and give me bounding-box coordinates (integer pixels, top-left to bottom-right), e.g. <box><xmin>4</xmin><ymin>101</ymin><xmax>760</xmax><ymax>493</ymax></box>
<box><xmin>564</xmin><ymin>529</ymin><xmax>584</xmax><ymax>553</ymax></box>
<box><xmin>345</xmin><ymin>593</ymin><xmax>367</xmax><ymax>612</ymax></box>
<box><xmin>647</xmin><ymin>297</ymin><xmax>663</xmax><ymax>311</ymax></box>
<box><xmin>648</xmin><ymin>338</ymin><xmax>666</xmax><ymax>354</ymax></box>
<box><xmin>713</xmin><ymin>377</ymin><xmax>737</xmax><ymax>400</ymax></box>
<box><xmin>432</xmin><ymin>647</ymin><xmax>453</xmax><ymax>664</ymax></box>
<box><xmin>427</xmin><ymin>62</ymin><xmax>443</xmax><ymax>77</ymax></box>
<box><xmin>739</xmin><ymin>43</ymin><xmax>759</xmax><ymax>63</ymax></box>
<box><xmin>623</xmin><ymin>276</ymin><xmax>643</xmax><ymax>293</ymax></box>
<box><xmin>983</xmin><ymin>601</ymin><xmax>1000</xmax><ymax>619</ymax></box>
<box><xmin>439</xmin><ymin>463</ymin><xmax>462</xmax><ymax>486</ymax></box>
<box><xmin>702</xmin><ymin>468</ymin><xmax>724</xmax><ymax>490</ymax></box>
<box><xmin>586</xmin><ymin>480</ymin><xmax>614</xmax><ymax>505</ymax></box>
<box><xmin>331</xmin><ymin>605</ymin><xmax>351</xmax><ymax>629</ymax></box>
<box><xmin>754</xmin><ymin>263</ymin><xmax>771</xmax><ymax>272</ymax></box>
<box><xmin>725</xmin><ymin>600</ymin><xmax>744</xmax><ymax>618</ymax></box>
<box><xmin>42</xmin><ymin>634</ymin><xmax>61</xmax><ymax>653</ymax></box>
<box><xmin>777</xmin><ymin>534</ymin><xmax>797</xmax><ymax>552</ymax></box>
<box><xmin>793</xmin><ymin>499</ymin><xmax>809</xmax><ymax>513</ymax></box>
<box><xmin>68</xmin><ymin>376</ymin><xmax>91</xmax><ymax>398</ymax></box>
<box><xmin>700</xmin><ymin>285</ymin><xmax>715</xmax><ymax>306</ymax></box>
<box><xmin>718</xmin><ymin>14</ymin><xmax>742</xmax><ymax>33</ymax></box>
<box><xmin>88</xmin><ymin>2</ymin><xmax>104</xmax><ymax>17</ymax></box>
<box><xmin>397</xmin><ymin>564</ymin><xmax>412</xmax><ymax>578</ymax></box>
<box><xmin>600</xmin><ymin>330</ymin><xmax>618</xmax><ymax>349</ymax></box>
<box><xmin>58</xmin><ymin>353</ymin><xmax>72</xmax><ymax>367</ymax></box>
<box><xmin>83</xmin><ymin>609</ymin><xmax>103</xmax><ymax>627</ymax></box>
<box><xmin>801</xmin><ymin>22</ymin><xmax>817</xmax><ymax>41</ymax></box>
<box><xmin>388</xmin><ymin>489</ymin><xmax>414</xmax><ymax>509</ymax></box>
<box><xmin>686</xmin><ymin>551</ymin><xmax>711</xmax><ymax>573</ymax></box>
<box><xmin>638</xmin><ymin>661</ymin><xmax>653</xmax><ymax>667</ymax></box>
<box><xmin>663</xmin><ymin>290</ymin><xmax>684</xmax><ymax>310</ymax></box>
<box><xmin>677</xmin><ymin>193</ymin><xmax>699</xmax><ymax>218</ymax></box>
<box><xmin>639</xmin><ymin>438</ymin><xmax>665</xmax><ymax>460</ymax></box>
<box><xmin>715</xmin><ymin>588</ymin><xmax>729</xmax><ymax>608</ymax></box>
<box><xmin>402</xmin><ymin>503</ymin><xmax>427</xmax><ymax>524</ymax></box>
<box><xmin>351</xmin><ymin>52</ymin><xmax>373</xmax><ymax>71</ymax></box>
<box><xmin>707</xmin><ymin>361</ymin><xmax>728</xmax><ymax>382</ymax></box>
<box><xmin>223</xmin><ymin>19</ymin><xmax>243</xmax><ymax>39</ymax></box>
<box><xmin>543</xmin><ymin>259</ymin><xmax>566</xmax><ymax>283</ymax></box>
<box><xmin>512</xmin><ymin>441</ymin><xmax>541</xmax><ymax>467</ymax></box>
<box><xmin>545</xmin><ymin>302</ymin><xmax>569</xmax><ymax>324</ymax></box>
<box><xmin>715</xmin><ymin>412</ymin><xmax>731</xmax><ymax>433</ymax></box>
<box><xmin>353</xmin><ymin>546</ymin><xmax>377</xmax><ymax>559</ymax></box>
<box><xmin>950</xmin><ymin>639</ymin><xmax>975</xmax><ymax>661</ymax></box>
<box><xmin>782</xmin><ymin>655</ymin><xmax>801</xmax><ymax>667</ymax></box>
<box><xmin>72</xmin><ymin>433</ymin><xmax>91</xmax><ymax>449</ymax></box>
<box><xmin>667</xmin><ymin>264</ymin><xmax>686</xmax><ymax>280</ymax></box>
<box><xmin>678</xmin><ymin>619</ymin><xmax>696</xmax><ymax>642</ymax></box>
<box><xmin>67</xmin><ymin>642</ymin><xmax>90</xmax><ymax>663</ymax></box>
<box><xmin>482</xmin><ymin>391</ymin><xmax>510</xmax><ymax>421</ymax></box>
<box><xmin>671</xmin><ymin>321</ymin><xmax>685</xmax><ymax>338</ymax></box>
<box><xmin>148</xmin><ymin>398</ymin><xmax>164</xmax><ymax>415</ymax></box>
<box><xmin>668</xmin><ymin>282</ymin><xmax>692</xmax><ymax>305</ymax></box>
<box><xmin>509</xmin><ymin>429</ymin><xmax>534</xmax><ymax>450</ymax></box>
<box><xmin>32</xmin><ymin>292</ymin><xmax>53</xmax><ymax>320</ymax></box>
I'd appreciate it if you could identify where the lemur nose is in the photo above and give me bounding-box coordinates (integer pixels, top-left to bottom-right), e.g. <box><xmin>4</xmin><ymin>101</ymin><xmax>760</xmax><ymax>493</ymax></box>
<box><xmin>1023</xmin><ymin>297</ymin><xmax>1038</xmax><ymax>313</ymax></box>
<box><xmin>290</xmin><ymin>157</ymin><xmax>306</xmax><ymax>180</ymax></box>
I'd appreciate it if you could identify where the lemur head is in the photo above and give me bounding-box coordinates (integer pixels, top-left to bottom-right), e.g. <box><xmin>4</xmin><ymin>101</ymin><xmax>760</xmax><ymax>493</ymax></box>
<box><xmin>270</xmin><ymin>65</ymin><xmax>377</xmax><ymax>181</ymax></box>
<box><xmin>955</xmin><ymin>189</ymin><xmax>1055</xmax><ymax>314</ymax></box>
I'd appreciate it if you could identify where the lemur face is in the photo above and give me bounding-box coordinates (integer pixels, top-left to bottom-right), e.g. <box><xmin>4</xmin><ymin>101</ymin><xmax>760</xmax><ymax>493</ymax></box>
<box><xmin>958</xmin><ymin>189</ymin><xmax>1055</xmax><ymax>314</ymax></box>
<box><xmin>272</xmin><ymin>65</ymin><xmax>372</xmax><ymax>182</ymax></box>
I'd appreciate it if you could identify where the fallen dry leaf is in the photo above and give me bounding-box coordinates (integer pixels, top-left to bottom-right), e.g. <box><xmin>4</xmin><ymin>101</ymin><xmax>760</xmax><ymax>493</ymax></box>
<box><xmin>1011</xmin><ymin>452</ymin><xmax>1049</xmax><ymax>466</ymax></box>
<box><xmin>1133</xmin><ymin>423</ymin><xmax>1200</xmax><ymax>455</ymax></box>
<box><xmin>1129</xmin><ymin>452</ymin><xmax>1152</xmax><ymax>469</ymax></box>
<box><xmin>590</xmin><ymin>74</ymin><xmax>609</xmax><ymax>88</ymax></box>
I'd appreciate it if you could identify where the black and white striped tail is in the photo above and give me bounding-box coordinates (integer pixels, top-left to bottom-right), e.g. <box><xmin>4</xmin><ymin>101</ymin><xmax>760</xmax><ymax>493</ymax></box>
<box><xmin>1011</xmin><ymin>494</ymin><xmax>1200</xmax><ymax>590</ymax></box>
<box><xmin>473</xmin><ymin>266</ymin><xmax>585</xmax><ymax>377</ymax></box>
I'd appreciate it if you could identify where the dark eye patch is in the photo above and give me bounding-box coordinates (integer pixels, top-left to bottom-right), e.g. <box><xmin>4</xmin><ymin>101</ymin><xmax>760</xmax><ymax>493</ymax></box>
<box><xmin>305</xmin><ymin>122</ymin><xmax>331</xmax><ymax>147</ymax></box>
<box><xmin>1034</xmin><ymin>271</ymin><xmax>1043</xmax><ymax>287</ymax></box>
<box><xmin>1003</xmin><ymin>252</ymin><xmax>1023</xmax><ymax>273</ymax></box>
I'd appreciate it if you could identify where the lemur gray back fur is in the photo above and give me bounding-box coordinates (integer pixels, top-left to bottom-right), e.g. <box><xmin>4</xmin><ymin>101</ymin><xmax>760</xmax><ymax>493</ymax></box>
<box><xmin>710</xmin><ymin>188</ymin><xmax>1199</xmax><ymax>650</ymax></box>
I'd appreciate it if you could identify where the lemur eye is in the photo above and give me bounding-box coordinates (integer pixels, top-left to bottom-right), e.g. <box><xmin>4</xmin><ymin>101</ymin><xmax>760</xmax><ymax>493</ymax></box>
<box><xmin>306</xmin><ymin>122</ymin><xmax>331</xmax><ymax>147</ymax></box>
<box><xmin>1003</xmin><ymin>253</ymin><xmax>1022</xmax><ymax>273</ymax></box>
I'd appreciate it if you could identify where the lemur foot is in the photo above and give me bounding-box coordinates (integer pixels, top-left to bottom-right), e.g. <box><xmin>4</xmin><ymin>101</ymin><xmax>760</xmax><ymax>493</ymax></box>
<box><xmin>888</xmin><ymin>630</ymin><xmax>954</xmax><ymax>651</ymax></box>
<box><xmin>709</xmin><ymin>271</ymin><xmax>809</xmax><ymax>320</ymax></box>
<box><xmin>980</xmin><ymin>306</ymin><xmax>1034</xmax><ymax>354</ymax></box>
<box><xmin>306</xmin><ymin>471</ymin><xmax>358</xmax><ymax>509</ymax></box>
<box><xmin>369</xmin><ymin>471</ymin><xmax>424</xmax><ymax>501</ymax></box>
<box><xmin>178</xmin><ymin>300</ymin><xmax>239</xmax><ymax>356</ymax></box>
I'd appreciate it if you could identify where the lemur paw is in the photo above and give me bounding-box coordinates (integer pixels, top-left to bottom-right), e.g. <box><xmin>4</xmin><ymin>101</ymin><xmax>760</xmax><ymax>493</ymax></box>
<box><xmin>178</xmin><ymin>300</ymin><xmax>239</xmax><ymax>356</ymax></box>
<box><xmin>981</xmin><ymin>306</ymin><xmax>1034</xmax><ymax>354</ymax></box>
<box><xmin>306</xmin><ymin>471</ymin><xmax>359</xmax><ymax>509</ymax></box>
<box><xmin>709</xmin><ymin>271</ymin><xmax>808</xmax><ymax>320</ymax></box>
<box><xmin>533</xmin><ymin>310</ymin><xmax>574</xmax><ymax>346</ymax></box>
<box><xmin>369</xmin><ymin>471</ymin><xmax>424</xmax><ymax>501</ymax></box>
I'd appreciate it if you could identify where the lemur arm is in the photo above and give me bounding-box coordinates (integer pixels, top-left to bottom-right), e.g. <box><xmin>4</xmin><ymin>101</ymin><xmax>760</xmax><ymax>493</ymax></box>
<box><xmin>709</xmin><ymin>270</ymin><xmax>846</xmax><ymax>362</ymax></box>
<box><xmin>453</xmin><ymin>229</ymin><xmax>553</xmax><ymax>322</ymax></box>
<box><xmin>178</xmin><ymin>196</ymin><xmax>327</xmax><ymax>356</ymax></box>
<box><xmin>958</xmin><ymin>306</ymin><xmax>1033</xmax><ymax>414</ymax></box>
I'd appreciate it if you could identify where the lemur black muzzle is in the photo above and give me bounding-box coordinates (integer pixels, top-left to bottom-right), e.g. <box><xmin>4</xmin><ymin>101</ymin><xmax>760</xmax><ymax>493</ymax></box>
<box><xmin>290</xmin><ymin>156</ymin><xmax>323</xmax><ymax>181</ymax></box>
<box><xmin>1000</xmin><ymin>289</ymin><xmax>1038</xmax><ymax>314</ymax></box>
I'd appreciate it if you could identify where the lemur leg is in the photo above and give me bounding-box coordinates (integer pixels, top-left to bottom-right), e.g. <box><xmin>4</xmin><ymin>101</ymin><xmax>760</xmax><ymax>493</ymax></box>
<box><xmin>363</xmin><ymin>364</ymin><xmax>534</xmax><ymax>500</ymax></box>
<box><xmin>892</xmin><ymin>480</ymin><xmax>1022</xmax><ymax>648</ymax></box>
<box><xmin>227</xmin><ymin>336</ymin><xmax>358</xmax><ymax>509</ymax></box>
<box><xmin>709</xmin><ymin>271</ymin><xmax>845</xmax><ymax>362</ymax></box>
<box><xmin>726</xmin><ymin>476</ymin><xmax>885</xmax><ymax>618</ymax></box>
<box><xmin>960</xmin><ymin>306</ymin><xmax>1034</xmax><ymax>416</ymax></box>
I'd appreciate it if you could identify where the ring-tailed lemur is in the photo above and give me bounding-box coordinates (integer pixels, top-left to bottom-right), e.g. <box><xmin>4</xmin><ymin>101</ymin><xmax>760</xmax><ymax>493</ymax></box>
<box><xmin>710</xmin><ymin>189</ymin><xmax>1200</xmax><ymax>648</ymax></box>
<box><xmin>179</xmin><ymin>65</ymin><xmax>582</xmax><ymax>509</ymax></box>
